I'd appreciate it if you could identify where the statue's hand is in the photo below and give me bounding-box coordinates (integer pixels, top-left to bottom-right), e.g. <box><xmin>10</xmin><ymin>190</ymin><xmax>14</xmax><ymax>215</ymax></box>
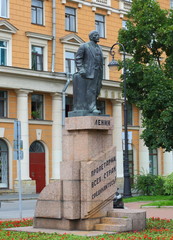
<box><xmin>79</xmin><ymin>68</ymin><xmax>86</xmax><ymax>77</ymax></box>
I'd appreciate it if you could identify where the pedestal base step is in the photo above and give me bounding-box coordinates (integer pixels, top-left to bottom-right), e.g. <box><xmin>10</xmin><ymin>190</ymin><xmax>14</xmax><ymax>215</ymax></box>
<box><xmin>107</xmin><ymin>209</ymin><xmax>146</xmax><ymax>231</ymax></box>
<box><xmin>95</xmin><ymin>217</ymin><xmax>132</xmax><ymax>232</ymax></box>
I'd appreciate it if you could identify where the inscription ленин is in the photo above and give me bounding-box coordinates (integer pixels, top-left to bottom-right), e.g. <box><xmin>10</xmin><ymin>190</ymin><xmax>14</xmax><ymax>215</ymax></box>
<box><xmin>95</xmin><ymin>119</ymin><xmax>110</xmax><ymax>126</ymax></box>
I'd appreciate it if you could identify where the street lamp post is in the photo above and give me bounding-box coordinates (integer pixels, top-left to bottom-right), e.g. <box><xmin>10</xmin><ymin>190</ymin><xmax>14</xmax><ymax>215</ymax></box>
<box><xmin>108</xmin><ymin>42</ymin><xmax>132</xmax><ymax>198</ymax></box>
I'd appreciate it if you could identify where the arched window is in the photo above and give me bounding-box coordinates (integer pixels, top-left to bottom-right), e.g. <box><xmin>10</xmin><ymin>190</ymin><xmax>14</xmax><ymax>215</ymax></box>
<box><xmin>29</xmin><ymin>141</ymin><xmax>45</xmax><ymax>153</ymax></box>
<box><xmin>0</xmin><ymin>139</ymin><xmax>8</xmax><ymax>188</ymax></box>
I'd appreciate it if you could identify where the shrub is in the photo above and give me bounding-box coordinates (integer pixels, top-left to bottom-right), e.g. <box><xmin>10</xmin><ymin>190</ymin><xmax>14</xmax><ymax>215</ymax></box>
<box><xmin>154</xmin><ymin>175</ymin><xmax>165</xmax><ymax>195</ymax></box>
<box><xmin>133</xmin><ymin>173</ymin><xmax>165</xmax><ymax>196</ymax></box>
<box><xmin>164</xmin><ymin>172</ymin><xmax>173</xmax><ymax>195</ymax></box>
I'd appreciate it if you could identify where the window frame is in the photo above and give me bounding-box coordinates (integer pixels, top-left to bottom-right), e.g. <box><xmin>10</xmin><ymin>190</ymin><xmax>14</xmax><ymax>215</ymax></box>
<box><xmin>122</xmin><ymin>20</ymin><xmax>127</xmax><ymax>29</ymax></box>
<box><xmin>32</xmin><ymin>45</ymin><xmax>44</xmax><ymax>71</ymax></box>
<box><xmin>0</xmin><ymin>91</ymin><xmax>8</xmax><ymax>118</ymax></box>
<box><xmin>29</xmin><ymin>37</ymin><xmax>48</xmax><ymax>71</ymax></box>
<box><xmin>149</xmin><ymin>149</ymin><xmax>158</xmax><ymax>175</ymax></box>
<box><xmin>31</xmin><ymin>0</ymin><xmax>44</xmax><ymax>26</ymax></box>
<box><xmin>65</xmin><ymin>51</ymin><xmax>76</xmax><ymax>74</ymax></box>
<box><xmin>95</xmin><ymin>14</ymin><xmax>105</xmax><ymax>38</ymax></box>
<box><xmin>0</xmin><ymin>0</ymin><xmax>9</xmax><ymax>18</ymax></box>
<box><xmin>65</xmin><ymin>7</ymin><xmax>76</xmax><ymax>32</ymax></box>
<box><xmin>31</xmin><ymin>94</ymin><xmax>44</xmax><ymax>120</ymax></box>
<box><xmin>0</xmin><ymin>32</ymin><xmax>12</xmax><ymax>66</ymax></box>
<box><xmin>0</xmin><ymin>139</ymin><xmax>9</xmax><ymax>189</ymax></box>
<box><xmin>123</xmin><ymin>148</ymin><xmax>134</xmax><ymax>184</ymax></box>
<box><xmin>127</xmin><ymin>103</ymin><xmax>133</xmax><ymax>126</ymax></box>
<box><xmin>0</xmin><ymin>40</ymin><xmax>7</xmax><ymax>66</ymax></box>
<box><xmin>171</xmin><ymin>0</ymin><xmax>173</xmax><ymax>9</ymax></box>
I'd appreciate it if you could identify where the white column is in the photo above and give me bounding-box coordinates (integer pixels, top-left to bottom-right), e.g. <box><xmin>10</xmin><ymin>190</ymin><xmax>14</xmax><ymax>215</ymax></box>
<box><xmin>112</xmin><ymin>100</ymin><xmax>124</xmax><ymax>178</ymax></box>
<box><xmin>51</xmin><ymin>93</ymin><xmax>62</xmax><ymax>179</ymax></box>
<box><xmin>139</xmin><ymin>111</ymin><xmax>149</xmax><ymax>173</ymax></box>
<box><xmin>163</xmin><ymin>151</ymin><xmax>173</xmax><ymax>176</ymax></box>
<box><xmin>16</xmin><ymin>89</ymin><xmax>31</xmax><ymax>180</ymax></box>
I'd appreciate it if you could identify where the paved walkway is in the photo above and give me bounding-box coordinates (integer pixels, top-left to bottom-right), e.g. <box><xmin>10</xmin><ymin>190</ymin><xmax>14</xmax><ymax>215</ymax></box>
<box><xmin>125</xmin><ymin>201</ymin><xmax>173</xmax><ymax>219</ymax></box>
<box><xmin>1</xmin><ymin>193</ymin><xmax>173</xmax><ymax>220</ymax></box>
<box><xmin>0</xmin><ymin>193</ymin><xmax>39</xmax><ymax>202</ymax></box>
<box><xmin>1</xmin><ymin>194</ymin><xmax>173</xmax><ymax>236</ymax></box>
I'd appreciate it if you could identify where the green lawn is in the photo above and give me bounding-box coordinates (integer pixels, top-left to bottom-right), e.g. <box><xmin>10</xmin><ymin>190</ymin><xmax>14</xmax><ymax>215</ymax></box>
<box><xmin>141</xmin><ymin>200</ymin><xmax>173</xmax><ymax>207</ymax></box>
<box><xmin>123</xmin><ymin>195</ymin><xmax>173</xmax><ymax>203</ymax></box>
<box><xmin>0</xmin><ymin>217</ymin><xmax>173</xmax><ymax>239</ymax></box>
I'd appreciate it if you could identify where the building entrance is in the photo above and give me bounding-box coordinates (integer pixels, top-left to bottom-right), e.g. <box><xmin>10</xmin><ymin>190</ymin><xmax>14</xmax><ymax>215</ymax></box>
<box><xmin>29</xmin><ymin>141</ymin><xmax>45</xmax><ymax>193</ymax></box>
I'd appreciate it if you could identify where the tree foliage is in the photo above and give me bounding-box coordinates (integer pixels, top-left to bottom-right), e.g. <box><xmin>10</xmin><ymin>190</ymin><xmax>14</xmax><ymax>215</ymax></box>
<box><xmin>118</xmin><ymin>0</ymin><xmax>173</xmax><ymax>151</ymax></box>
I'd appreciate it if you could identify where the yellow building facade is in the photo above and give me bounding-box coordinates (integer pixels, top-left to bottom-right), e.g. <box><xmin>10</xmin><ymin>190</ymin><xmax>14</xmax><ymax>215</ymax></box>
<box><xmin>0</xmin><ymin>0</ymin><xmax>172</xmax><ymax>194</ymax></box>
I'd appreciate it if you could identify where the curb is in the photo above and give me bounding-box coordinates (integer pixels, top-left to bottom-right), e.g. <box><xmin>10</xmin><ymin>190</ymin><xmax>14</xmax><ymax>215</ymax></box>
<box><xmin>141</xmin><ymin>205</ymin><xmax>173</xmax><ymax>208</ymax></box>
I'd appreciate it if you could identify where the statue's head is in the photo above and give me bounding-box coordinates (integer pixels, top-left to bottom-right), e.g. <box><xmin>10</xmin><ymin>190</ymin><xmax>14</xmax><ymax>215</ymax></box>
<box><xmin>89</xmin><ymin>30</ymin><xmax>100</xmax><ymax>43</ymax></box>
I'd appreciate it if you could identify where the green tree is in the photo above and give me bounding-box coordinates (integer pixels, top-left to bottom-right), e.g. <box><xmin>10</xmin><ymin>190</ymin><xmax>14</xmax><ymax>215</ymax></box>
<box><xmin>118</xmin><ymin>0</ymin><xmax>173</xmax><ymax>151</ymax></box>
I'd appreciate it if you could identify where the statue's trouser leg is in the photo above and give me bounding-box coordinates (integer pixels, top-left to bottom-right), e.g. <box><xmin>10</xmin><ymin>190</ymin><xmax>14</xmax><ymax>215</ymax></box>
<box><xmin>86</xmin><ymin>79</ymin><xmax>96</xmax><ymax>112</ymax></box>
<box><xmin>86</xmin><ymin>72</ymin><xmax>100</xmax><ymax>112</ymax></box>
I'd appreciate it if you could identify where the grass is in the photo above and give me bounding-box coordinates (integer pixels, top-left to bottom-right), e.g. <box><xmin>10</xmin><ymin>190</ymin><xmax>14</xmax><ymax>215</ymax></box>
<box><xmin>0</xmin><ymin>217</ymin><xmax>173</xmax><ymax>239</ymax></box>
<box><xmin>123</xmin><ymin>195</ymin><xmax>173</xmax><ymax>203</ymax></box>
<box><xmin>141</xmin><ymin>200</ymin><xmax>173</xmax><ymax>207</ymax></box>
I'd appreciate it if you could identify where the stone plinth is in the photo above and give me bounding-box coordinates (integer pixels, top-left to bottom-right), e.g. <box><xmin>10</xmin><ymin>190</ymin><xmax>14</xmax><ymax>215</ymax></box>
<box><xmin>80</xmin><ymin>146</ymin><xmax>116</xmax><ymax>219</ymax></box>
<box><xmin>65</xmin><ymin>116</ymin><xmax>113</xmax><ymax>130</ymax></box>
<box><xmin>108</xmin><ymin>209</ymin><xmax>146</xmax><ymax>231</ymax></box>
<box><xmin>62</xmin><ymin>116</ymin><xmax>116</xmax><ymax>221</ymax></box>
<box><xmin>34</xmin><ymin>116</ymin><xmax>146</xmax><ymax>231</ymax></box>
<box><xmin>34</xmin><ymin>180</ymin><xmax>62</xmax><ymax>219</ymax></box>
<box><xmin>63</xmin><ymin>116</ymin><xmax>113</xmax><ymax>162</ymax></box>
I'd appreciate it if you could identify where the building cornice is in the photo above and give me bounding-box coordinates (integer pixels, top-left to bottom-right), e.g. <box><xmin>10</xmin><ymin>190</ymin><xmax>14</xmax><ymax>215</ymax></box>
<box><xmin>0</xmin><ymin>66</ymin><xmax>66</xmax><ymax>81</ymax></box>
<box><xmin>25</xmin><ymin>32</ymin><xmax>53</xmax><ymax>41</ymax></box>
<box><xmin>29</xmin><ymin>120</ymin><xmax>53</xmax><ymax>125</ymax></box>
<box><xmin>62</xmin><ymin>0</ymin><xmax>129</xmax><ymax>16</ymax></box>
<box><xmin>0</xmin><ymin>66</ymin><xmax>122</xmax><ymax>99</ymax></box>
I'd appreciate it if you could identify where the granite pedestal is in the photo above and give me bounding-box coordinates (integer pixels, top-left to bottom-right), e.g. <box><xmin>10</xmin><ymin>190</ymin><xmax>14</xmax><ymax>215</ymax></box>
<box><xmin>33</xmin><ymin>116</ymin><xmax>146</xmax><ymax>231</ymax></box>
<box><xmin>34</xmin><ymin>116</ymin><xmax>117</xmax><ymax>230</ymax></box>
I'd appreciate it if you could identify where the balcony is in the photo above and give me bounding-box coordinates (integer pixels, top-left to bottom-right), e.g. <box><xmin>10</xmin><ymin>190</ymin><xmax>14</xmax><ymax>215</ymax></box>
<box><xmin>119</xmin><ymin>0</ymin><xmax>132</xmax><ymax>12</ymax></box>
<box><xmin>92</xmin><ymin>0</ymin><xmax>111</xmax><ymax>7</ymax></box>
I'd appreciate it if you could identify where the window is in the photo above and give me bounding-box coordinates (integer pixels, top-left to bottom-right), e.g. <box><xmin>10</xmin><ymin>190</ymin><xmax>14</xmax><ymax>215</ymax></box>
<box><xmin>0</xmin><ymin>91</ymin><xmax>7</xmax><ymax>117</ymax></box>
<box><xmin>95</xmin><ymin>14</ymin><xmax>105</xmax><ymax>38</ymax></box>
<box><xmin>127</xmin><ymin>103</ymin><xmax>133</xmax><ymax>125</ymax></box>
<box><xmin>122</xmin><ymin>20</ymin><xmax>127</xmax><ymax>29</ymax></box>
<box><xmin>171</xmin><ymin>0</ymin><xmax>173</xmax><ymax>8</ymax></box>
<box><xmin>65</xmin><ymin>7</ymin><xmax>76</xmax><ymax>32</ymax></box>
<box><xmin>32</xmin><ymin>0</ymin><xmax>43</xmax><ymax>25</ymax></box>
<box><xmin>103</xmin><ymin>58</ymin><xmax>106</xmax><ymax>79</ymax></box>
<box><xmin>31</xmin><ymin>94</ymin><xmax>44</xmax><ymax>120</ymax></box>
<box><xmin>149</xmin><ymin>149</ymin><xmax>158</xmax><ymax>175</ymax></box>
<box><xmin>0</xmin><ymin>41</ymin><xmax>7</xmax><ymax>66</ymax></box>
<box><xmin>27</xmin><ymin>33</ymin><xmax>50</xmax><ymax>71</ymax></box>
<box><xmin>32</xmin><ymin>46</ymin><xmax>43</xmax><ymax>71</ymax></box>
<box><xmin>66</xmin><ymin>96</ymin><xmax>73</xmax><ymax>117</ymax></box>
<box><xmin>30</xmin><ymin>141</ymin><xmax>45</xmax><ymax>153</ymax></box>
<box><xmin>0</xmin><ymin>139</ymin><xmax>8</xmax><ymax>188</ymax></box>
<box><xmin>0</xmin><ymin>22</ymin><xmax>17</xmax><ymax>66</ymax></box>
<box><xmin>65</xmin><ymin>51</ymin><xmax>76</xmax><ymax>74</ymax></box>
<box><xmin>123</xmin><ymin>148</ymin><xmax>134</xmax><ymax>184</ymax></box>
<box><xmin>123</xmin><ymin>103</ymin><xmax>133</xmax><ymax>125</ymax></box>
<box><xmin>97</xmin><ymin>100</ymin><xmax>105</xmax><ymax>114</ymax></box>
<box><xmin>0</xmin><ymin>0</ymin><xmax>8</xmax><ymax>18</ymax></box>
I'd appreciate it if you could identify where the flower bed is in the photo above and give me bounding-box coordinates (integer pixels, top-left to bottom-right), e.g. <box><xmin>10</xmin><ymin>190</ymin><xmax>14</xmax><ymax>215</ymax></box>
<box><xmin>0</xmin><ymin>217</ymin><xmax>173</xmax><ymax>239</ymax></box>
